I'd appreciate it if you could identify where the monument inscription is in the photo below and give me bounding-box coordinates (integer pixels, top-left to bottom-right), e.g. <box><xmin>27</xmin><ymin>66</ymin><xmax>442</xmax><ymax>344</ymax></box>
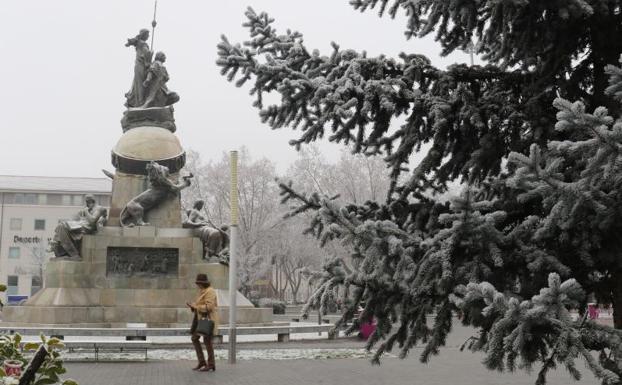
<box><xmin>107</xmin><ymin>247</ymin><xmax>179</xmax><ymax>276</ymax></box>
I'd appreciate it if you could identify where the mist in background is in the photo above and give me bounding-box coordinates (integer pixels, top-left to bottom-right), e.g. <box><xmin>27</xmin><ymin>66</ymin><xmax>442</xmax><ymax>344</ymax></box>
<box><xmin>0</xmin><ymin>1</ymin><xmax>475</xmax><ymax>177</ymax></box>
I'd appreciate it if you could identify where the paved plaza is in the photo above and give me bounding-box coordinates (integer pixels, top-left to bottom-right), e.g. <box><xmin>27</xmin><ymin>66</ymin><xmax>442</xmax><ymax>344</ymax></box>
<box><xmin>64</xmin><ymin>346</ymin><xmax>599</xmax><ymax>385</ymax></box>
<box><xmin>60</xmin><ymin>322</ymin><xmax>605</xmax><ymax>384</ymax></box>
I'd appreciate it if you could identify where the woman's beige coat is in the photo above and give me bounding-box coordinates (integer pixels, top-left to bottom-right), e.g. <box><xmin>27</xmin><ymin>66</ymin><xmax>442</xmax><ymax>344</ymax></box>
<box><xmin>191</xmin><ymin>286</ymin><xmax>219</xmax><ymax>334</ymax></box>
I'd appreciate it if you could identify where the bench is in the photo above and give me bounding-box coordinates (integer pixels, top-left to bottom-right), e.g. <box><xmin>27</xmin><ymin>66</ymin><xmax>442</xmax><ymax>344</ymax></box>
<box><xmin>223</xmin><ymin>325</ymin><xmax>336</xmax><ymax>342</ymax></box>
<box><xmin>62</xmin><ymin>340</ymin><xmax>153</xmax><ymax>361</ymax></box>
<box><xmin>289</xmin><ymin>317</ymin><xmax>331</xmax><ymax>324</ymax></box>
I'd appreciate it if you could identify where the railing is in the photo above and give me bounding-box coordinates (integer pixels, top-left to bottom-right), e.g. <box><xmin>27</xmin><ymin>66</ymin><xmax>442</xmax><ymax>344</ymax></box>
<box><xmin>0</xmin><ymin>324</ymin><xmax>336</xmax><ymax>339</ymax></box>
<box><xmin>0</xmin><ymin>324</ymin><xmax>339</xmax><ymax>361</ymax></box>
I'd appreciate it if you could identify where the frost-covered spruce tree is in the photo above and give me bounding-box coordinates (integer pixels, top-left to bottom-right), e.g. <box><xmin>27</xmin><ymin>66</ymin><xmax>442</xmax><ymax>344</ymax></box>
<box><xmin>508</xmin><ymin>57</ymin><xmax>622</xmax><ymax>328</ymax></box>
<box><xmin>457</xmin><ymin>274</ymin><xmax>621</xmax><ymax>385</ymax></box>
<box><xmin>505</xmin><ymin>57</ymin><xmax>622</xmax><ymax>330</ymax></box>
<box><xmin>218</xmin><ymin>9</ymin><xmax>547</xmax><ymax>195</ymax></box>
<box><xmin>217</xmin><ymin>3</ymin><xmax>622</xmax><ymax>384</ymax></box>
<box><xmin>458</xmin><ymin>61</ymin><xmax>622</xmax><ymax>381</ymax></box>
<box><xmin>348</xmin><ymin>0</ymin><xmax>622</xmax><ymax>114</ymax></box>
<box><xmin>283</xmin><ymin>59</ymin><xmax>622</xmax><ymax>384</ymax></box>
<box><xmin>218</xmin><ymin>3</ymin><xmax>622</xmax><ymax>194</ymax></box>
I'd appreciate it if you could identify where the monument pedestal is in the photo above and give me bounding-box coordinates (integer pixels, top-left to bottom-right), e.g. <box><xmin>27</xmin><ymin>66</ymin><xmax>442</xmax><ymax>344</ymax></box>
<box><xmin>3</xmin><ymin>228</ymin><xmax>272</xmax><ymax>327</ymax></box>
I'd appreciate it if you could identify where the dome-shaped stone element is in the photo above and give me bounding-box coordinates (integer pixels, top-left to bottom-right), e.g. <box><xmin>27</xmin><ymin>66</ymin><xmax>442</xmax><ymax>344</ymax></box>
<box><xmin>111</xmin><ymin>126</ymin><xmax>186</xmax><ymax>175</ymax></box>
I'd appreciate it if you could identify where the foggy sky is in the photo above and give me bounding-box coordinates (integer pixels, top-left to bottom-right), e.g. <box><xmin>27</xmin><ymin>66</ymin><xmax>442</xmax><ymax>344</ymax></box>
<box><xmin>0</xmin><ymin>1</ymin><xmax>474</xmax><ymax>178</ymax></box>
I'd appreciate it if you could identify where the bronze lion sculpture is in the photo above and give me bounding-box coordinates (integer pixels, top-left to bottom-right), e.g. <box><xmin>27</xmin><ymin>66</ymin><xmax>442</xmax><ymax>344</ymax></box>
<box><xmin>120</xmin><ymin>161</ymin><xmax>193</xmax><ymax>227</ymax></box>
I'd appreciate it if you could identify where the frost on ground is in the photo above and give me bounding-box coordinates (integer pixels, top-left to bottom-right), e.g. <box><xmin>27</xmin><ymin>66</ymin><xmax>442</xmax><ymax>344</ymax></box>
<box><xmin>66</xmin><ymin>348</ymin><xmax>380</xmax><ymax>361</ymax></box>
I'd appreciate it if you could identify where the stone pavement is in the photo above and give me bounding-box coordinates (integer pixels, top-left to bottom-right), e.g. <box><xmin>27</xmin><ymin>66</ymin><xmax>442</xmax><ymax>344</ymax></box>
<box><xmin>64</xmin><ymin>347</ymin><xmax>600</xmax><ymax>385</ymax></box>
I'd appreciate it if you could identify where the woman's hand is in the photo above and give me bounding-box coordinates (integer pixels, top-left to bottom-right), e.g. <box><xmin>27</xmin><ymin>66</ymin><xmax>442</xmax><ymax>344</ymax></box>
<box><xmin>186</xmin><ymin>302</ymin><xmax>195</xmax><ymax>311</ymax></box>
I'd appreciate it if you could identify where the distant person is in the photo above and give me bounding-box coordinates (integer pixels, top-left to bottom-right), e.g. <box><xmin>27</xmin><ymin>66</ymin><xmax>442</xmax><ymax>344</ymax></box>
<box><xmin>187</xmin><ymin>273</ymin><xmax>219</xmax><ymax>372</ymax></box>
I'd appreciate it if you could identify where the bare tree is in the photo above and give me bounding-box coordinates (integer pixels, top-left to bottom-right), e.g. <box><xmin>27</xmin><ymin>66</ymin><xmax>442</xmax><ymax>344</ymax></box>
<box><xmin>182</xmin><ymin>147</ymin><xmax>284</xmax><ymax>294</ymax></box>
<box><xmin>182</xmin><ymin>150</ymin><xmax>222</xmax><ymax>224</ymax></box>
<box><xmin>259</xmin><ymin>217</ymin><xmax>324</xmax><ymax>302</ymax></box>
<box><xmin>283</xmin><ymin>146</ymin><xmax>392</xmax><ymax>303</ymax></box>
<box><xmin>282</xmin><ymin>254</ymin><xmax>309</xmax><ymax>304</ymax></box>
<box><xmin>14</xmin><ymin>243</ymin><xmax>51</xmax><ymax>295</ymax></box>
<box><xmin>182</xmin><ymin>145</ymin><xmax>388</xmax><ymax>302</ymax></box>
<box><xmin>237</xmin><ymin>252</ymin><xmax>269</xmax><ymax>298</ymax></box>
<box><xmin>286</xmin><ymin>145</ymin><xmax>390</xmax><ymax>204</ymax></box>
<box><xmin>268</xmin><ymin>254</ymin><xmax>288</xmax><ymax>301</ymax></box>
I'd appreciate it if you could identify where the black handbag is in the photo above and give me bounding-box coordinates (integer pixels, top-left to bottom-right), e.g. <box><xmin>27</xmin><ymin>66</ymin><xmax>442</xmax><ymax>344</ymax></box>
<box><xmin>192</xmin><ymin>312</ymin><xmax>214</xmax><ymax>336</ymax></box>
<box><xmin>196</xmin><ymin>318</ymin><xmax>214</xmax><ymax>336</ymax></box>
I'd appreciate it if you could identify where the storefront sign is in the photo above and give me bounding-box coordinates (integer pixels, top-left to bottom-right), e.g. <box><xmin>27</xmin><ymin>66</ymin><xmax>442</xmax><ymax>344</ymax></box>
<box><xmin>13</xmin><ymin>235</ymin><xmax>52</xmax><ymax>244</ymax></box>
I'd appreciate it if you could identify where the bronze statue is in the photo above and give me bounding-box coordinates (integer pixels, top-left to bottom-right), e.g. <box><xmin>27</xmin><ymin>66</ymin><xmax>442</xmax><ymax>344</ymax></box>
<box><xmin>183</xmin><ymin>200</ymin><xmax>229</xmax><ymax>260</ymax></box>
<box><xmin>141</xmin><ymin>51</ymin><xmax>179</xmax><ymax>108</ymax></box>
<box><xmin>125</xmin><ymin>29</ymin><xmax>153</xmax><ymax>108</ymax></box>
<box><xmin>49</xmin><ymin>195</ymin><xmax>108</xmax><ymax>259</ymax></box>
<box><xmin>120</xmin><ymin>162</ymin><xmax>193</xmax><ymax>227</ymax></box>
<box><xmin>121</xmin><ymin>28</ymin><xmax>180</xmax><ymax>132</ymax></box>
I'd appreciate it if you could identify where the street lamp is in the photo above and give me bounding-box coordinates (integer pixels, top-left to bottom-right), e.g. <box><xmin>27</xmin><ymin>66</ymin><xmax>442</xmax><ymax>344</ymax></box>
<box><xmin>228</xmin><ymin>150</ymin><xmax>239</xmax><ymax>364</ymax></box>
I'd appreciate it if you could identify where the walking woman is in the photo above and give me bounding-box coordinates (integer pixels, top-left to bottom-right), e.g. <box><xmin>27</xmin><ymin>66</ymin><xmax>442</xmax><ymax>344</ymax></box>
<box><xmin>187</xmin><ymin>273</ymin><xmax>219</xmax><ymax>371</ymax></box>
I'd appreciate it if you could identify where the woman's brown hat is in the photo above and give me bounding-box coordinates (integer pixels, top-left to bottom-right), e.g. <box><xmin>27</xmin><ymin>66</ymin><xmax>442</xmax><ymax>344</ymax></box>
<box><xmin>195</xmin><ymin>273</ymin><xmax>209</xmax><ymax>285</ymax></box>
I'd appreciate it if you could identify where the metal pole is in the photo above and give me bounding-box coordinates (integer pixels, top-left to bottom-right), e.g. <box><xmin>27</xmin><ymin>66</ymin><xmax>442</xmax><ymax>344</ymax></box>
<box><xmin>228</xmin><ymin>150</ymin><xmax>239</xmax><ymax>364</ymax></box>
<box><xmin>467</xmin><ymin>40</ymin><xmax>474</xmax><ymax>66</ymax></box>
<box><xmin>150</xmin><ymin>0</ymin><xmax>158</xmax><ymax>51</ymax></box>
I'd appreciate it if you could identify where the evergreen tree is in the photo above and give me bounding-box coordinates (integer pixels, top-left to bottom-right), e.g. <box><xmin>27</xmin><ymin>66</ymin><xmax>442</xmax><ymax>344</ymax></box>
<box><xmin>349</xmin><ymin>0</ymin><xmax>622</xmax><ymax>113</ymax></box>
<box><xmin>505</xmin><ymin>60</ymin><xmax>622</xmax><ymax>330</ymax></box>
<box><xmin>218</xmin><ymin>3</ymin><xmax>622</xmax><ymax>197</ymax></box>
<box><xmin>217</xmin><ymin>4</ymin><xmax>622</xmax><ymax>383</ymax></box>
<box><xmin>217</xmin><ymin>8</ymin><xmax>544</xmax><ymax>196</ymax></box>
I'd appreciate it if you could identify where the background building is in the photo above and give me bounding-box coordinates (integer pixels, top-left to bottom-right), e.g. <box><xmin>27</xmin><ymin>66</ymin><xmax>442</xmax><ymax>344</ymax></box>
<box><xmin>0</xmin><ymin>175</ymin><xmax>111</xmax><ymax>304</ymax></box>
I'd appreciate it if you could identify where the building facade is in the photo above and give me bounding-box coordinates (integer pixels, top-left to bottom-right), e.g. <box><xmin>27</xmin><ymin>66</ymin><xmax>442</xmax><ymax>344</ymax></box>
<box><xmin>0</xmin><ymin>175</ymin><xmax>111</xmax><ymax>304</ymax></box>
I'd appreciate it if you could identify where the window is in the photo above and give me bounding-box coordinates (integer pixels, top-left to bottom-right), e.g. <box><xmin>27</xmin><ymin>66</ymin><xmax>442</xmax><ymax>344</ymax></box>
<box><xmin>10</xmin><ymin>193</ymin><xmax>37</xmax><ymax>205</ymax></box>
<box><xmin>47</xmin><ymin>194</ymin><xmax>61</xmax><ymax>205</ymax></box>
<box><xmin>8</xmin><ymin>247</ymin><xmax>20</xmax><ymax>259</ymax></box>
<box><xmin>7</xmin><ymin>276</ymin><xmax>18</xmax><ymax>296</ymax></box>
<box><xmin>13</xmin><ymin>193</ymin><xmax>24</xmax><ymax>204</ymax></box>
<box><xmin>31</xmin><ymin>276</ymin><xmax>42</xmax><ymax>296</ymax></box>
<box><xmin>37</xmin><ymin>194</ymin><xmax>47</xmax><ymax>205</ymax></box>
<box><xmin>73</xmin><ymin>194</ymin><xmax>83</xmax><ymax>206</ymax></box>
<box><xmin>34</xmin><ymin>219</ymin><xmax>45</xmax><ymax>230</ymax></box>
<box><xmin>24</xmin><ymin>194</ymin><xmax>37</xmax><ymax>204</ymax></box>
<box><xmin>9</xmin><ymin>218</ymin><xmax>22</xmax><ymax>231</ymax></box>
<box><xmin>3</xmin><ymin>193</ymin><xmax>15</xmax><ymax>204</ymax></box>
<box><xmin>97</xmin><ymin>195</ymin><xmax>110</xmax><ymax>206</ymax></box>
<box><xmin>61</xmin><ymin>195</ymin><xmax>72</xmax><ymax>206</ymax></box>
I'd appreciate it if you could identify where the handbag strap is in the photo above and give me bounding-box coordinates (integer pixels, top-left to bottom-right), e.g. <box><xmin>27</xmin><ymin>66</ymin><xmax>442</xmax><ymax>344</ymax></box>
<box><xmin>195</xmin><ymin>309</ymin><xmax>211</xmax><ymax>320</ymax></box>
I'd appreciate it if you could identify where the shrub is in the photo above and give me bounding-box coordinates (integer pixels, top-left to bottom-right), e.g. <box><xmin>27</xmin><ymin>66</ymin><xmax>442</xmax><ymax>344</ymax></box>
<box><xmin>257</xmin><ymin>298</ymin><xmax>286</xmax><ymax>314</ymax></box>
<box><xmin>0</xmin><ymin>286</ymin><xmax>76</xmax><ymax>385</ymax></box>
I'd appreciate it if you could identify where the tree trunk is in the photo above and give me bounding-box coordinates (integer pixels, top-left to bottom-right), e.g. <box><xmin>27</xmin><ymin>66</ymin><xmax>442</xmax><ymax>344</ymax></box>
<box><xmin>291</xmin><ymin>285</ymin><xmax>299</xmax><ymax>304</ymax></box>
<box><xmin>588</xmin><ymin>14</ymin><xmax>622</xmax><ymax>116</ymax></box>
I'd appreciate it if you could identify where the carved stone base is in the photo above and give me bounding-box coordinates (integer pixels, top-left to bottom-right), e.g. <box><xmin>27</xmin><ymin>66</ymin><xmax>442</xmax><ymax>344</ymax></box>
<box><xmin>2</xmin><ymin>232</ymin><xmax>272</xmax><ymax>327</ymax></box>
<box><xmin>2</xmin><ymin>293</ymin><xmax>271</xmax><ymax>327</ymax></box>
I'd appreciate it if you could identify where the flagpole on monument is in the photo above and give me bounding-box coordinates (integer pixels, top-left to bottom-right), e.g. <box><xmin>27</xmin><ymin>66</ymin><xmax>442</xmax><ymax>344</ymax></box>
<box><xmin>150</xmin><ymin>0</ymin><xmax>158</xmax><ymax>51</ymax></box>
<box><xmin>228</xmin><ymin>150</ymin><xmax>239</xmax><ymax>364</ymax></box>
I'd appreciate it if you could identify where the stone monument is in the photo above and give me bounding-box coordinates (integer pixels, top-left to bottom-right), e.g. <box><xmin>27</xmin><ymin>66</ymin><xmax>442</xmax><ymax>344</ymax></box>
<box><xmin>3</xmin><ymin>28</ymin><xmax>272</xmax><ymax>327</ymax></box>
